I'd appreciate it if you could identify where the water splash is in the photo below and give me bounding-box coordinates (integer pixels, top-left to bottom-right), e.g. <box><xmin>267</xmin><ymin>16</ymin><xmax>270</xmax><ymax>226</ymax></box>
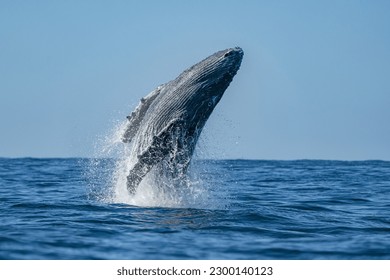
<box><xmin>86</xmin><ymin>120</ymin><xmax>225</xmax><ymax>209</ymax></box>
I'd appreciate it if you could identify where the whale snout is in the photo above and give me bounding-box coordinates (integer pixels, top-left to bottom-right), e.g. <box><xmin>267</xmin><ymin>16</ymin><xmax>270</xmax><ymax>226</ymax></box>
<box><xmin>223</xmin><ymin>47</ymin><xmax>244</xmax><ymax>60</ymax></box>
<box><xmin>222</xmin><ymin>47</ymin><xmax>243</xmax><ymax>77</ymax></box>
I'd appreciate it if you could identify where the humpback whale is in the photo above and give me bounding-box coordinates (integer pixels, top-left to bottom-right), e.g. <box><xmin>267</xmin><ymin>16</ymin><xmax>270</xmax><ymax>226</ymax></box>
<box><xmin>122</xmin><ymin>47</ymin><xmax>243</xmax><ymax>194</ymax></box>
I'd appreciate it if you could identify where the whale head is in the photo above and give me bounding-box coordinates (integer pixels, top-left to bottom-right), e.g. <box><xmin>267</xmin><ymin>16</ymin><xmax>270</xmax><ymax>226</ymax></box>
<box><xmin>122</xmin><ymin>47</ymin><xmax>244</xmax><ymax>144</ymax></box>
<box><xmin>167</xmin><ymin>47</ymin><xmax>244</xmax><ymax>132</ymax></box>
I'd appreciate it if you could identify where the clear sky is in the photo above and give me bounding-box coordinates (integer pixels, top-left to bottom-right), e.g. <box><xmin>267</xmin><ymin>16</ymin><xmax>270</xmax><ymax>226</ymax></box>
<box><xmin>1</xmin><ymin>0</ymin><xmax>389</xmax><ymax>160</ymax></box>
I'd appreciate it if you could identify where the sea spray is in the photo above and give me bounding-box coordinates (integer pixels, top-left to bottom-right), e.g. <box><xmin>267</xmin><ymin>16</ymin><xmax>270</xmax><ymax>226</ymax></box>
<box><xmin>86</xmin><ymin>119</ymin><xmax>226</xmax><ymax>209</ymax></box>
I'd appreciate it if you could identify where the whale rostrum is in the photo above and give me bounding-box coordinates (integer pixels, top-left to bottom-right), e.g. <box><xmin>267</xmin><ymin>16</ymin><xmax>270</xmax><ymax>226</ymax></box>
<box><xmin>122</xmin><ymin>47</ymin><xmax>244</xmax><ymax>194</ymax></box>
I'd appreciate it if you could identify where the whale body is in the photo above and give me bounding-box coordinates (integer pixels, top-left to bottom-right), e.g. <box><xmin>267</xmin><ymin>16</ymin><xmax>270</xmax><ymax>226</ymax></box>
<box><xmin>122</xmin><ymin>47</ymin><xmax>243</xmax><ymax>193</ymax></box>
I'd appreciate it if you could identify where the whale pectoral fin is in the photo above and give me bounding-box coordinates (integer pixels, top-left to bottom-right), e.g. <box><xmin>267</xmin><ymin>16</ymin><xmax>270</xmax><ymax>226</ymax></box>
<box><xmin>126</xmin><ymin>118</ymin><xmax>184</xmax><ymax>193</ymax></box>
<box><xmin>126</xmin><ymin>159</ymin><xmax>153</xmax><ymax>194</ymax></box>
<box><xmin>126</xmin><ymin>143</ymin><xmax>169</xmax><ymax>194</ymax></box>
<box><xmin>122</xmin><ymin>86</ymin><xmax>164</xmax><ymax>143</ymax></box>
<box><xmin>126</xmin><ymin>126</ymin><xmax>173</xmax><ymax>194</ymax></box>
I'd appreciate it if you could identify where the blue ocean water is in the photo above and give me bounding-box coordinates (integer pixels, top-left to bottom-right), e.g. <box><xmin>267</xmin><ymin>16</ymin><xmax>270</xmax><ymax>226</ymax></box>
<box><xmin>0</xmin><ymin>158</ymin><xmax>389</xmax><ymax>259</ymax></box>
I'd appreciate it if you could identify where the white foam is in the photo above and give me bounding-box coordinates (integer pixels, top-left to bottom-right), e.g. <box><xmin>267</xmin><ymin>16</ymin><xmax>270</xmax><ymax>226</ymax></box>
<box><xmin>87</xmin><ymin>120</ymin><xmax>224</xmax><ymax>209</ymax></box>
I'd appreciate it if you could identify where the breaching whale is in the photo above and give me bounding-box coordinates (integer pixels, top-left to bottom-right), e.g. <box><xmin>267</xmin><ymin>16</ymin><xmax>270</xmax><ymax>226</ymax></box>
<box><xmin>122</xmin><ymin>47</ymin><xmax>243</xmax><ymax>194</ymax></box>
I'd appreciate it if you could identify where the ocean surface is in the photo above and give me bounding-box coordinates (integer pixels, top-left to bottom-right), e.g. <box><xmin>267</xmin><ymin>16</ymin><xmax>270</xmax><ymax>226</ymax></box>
<box><xmin>1</xmin><ymin>158</ymin><xmax>389</xmax><ymax>259</ymax></box>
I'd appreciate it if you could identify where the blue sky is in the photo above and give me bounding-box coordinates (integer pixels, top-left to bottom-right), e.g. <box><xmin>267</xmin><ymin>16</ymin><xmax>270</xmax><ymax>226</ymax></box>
<box><xmin>1</xmin><ymin>1</ymin><xmax>389</xmax><ymax>160</ymax></box>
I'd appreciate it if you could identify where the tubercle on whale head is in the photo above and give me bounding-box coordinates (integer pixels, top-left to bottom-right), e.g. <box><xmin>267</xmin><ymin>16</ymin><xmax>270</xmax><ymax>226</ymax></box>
<box><xmin>222</xmin><ymin>47</ymin><xmax>244</xmax><ymax>59</ymax></box>
<box><xmin>211</xmin><ymin>47</ymin><xmax>244</xmax><ymax>69</ymax></box>
<box><xmin>178</xmin><ymin>47</ymin><xmax>243</xmax><ymax>80</ymax></box>
<box><xmin>197</xmin><ymin>47</ymin><xmax>243</xmax><ymax>75</ymax></box>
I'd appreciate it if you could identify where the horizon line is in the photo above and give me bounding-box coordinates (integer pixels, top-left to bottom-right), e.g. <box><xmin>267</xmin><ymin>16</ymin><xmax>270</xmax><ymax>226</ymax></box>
<box><xmin>0</xmin><ymin>156</ymin><xmax>389</xmax><ymax>162</ymax></box>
